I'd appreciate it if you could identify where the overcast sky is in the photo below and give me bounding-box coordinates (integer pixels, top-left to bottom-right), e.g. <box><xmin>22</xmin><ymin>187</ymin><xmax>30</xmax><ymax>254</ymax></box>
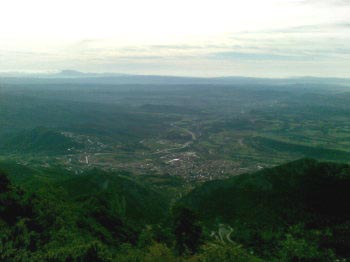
<box><xmin>0</xmin><ymin>0</ymin><xmax>349</xmax><ymax>77</ymax></box>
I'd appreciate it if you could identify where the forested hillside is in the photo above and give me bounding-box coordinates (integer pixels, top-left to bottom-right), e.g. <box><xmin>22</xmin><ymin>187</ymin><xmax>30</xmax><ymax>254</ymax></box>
<box><xmin>1</xmin><ymin>159</ymin><xmax>349</xmax><ymax>261</ymax></box>
<box><xmin>181</xmin><ymin>159</ymin><xmax>350</xmax><ymax>259</ymax></box>
<box><xmin>0</xmin><ymin>127</ymin><xmax>82</xmax><ymax>154</ymax></box>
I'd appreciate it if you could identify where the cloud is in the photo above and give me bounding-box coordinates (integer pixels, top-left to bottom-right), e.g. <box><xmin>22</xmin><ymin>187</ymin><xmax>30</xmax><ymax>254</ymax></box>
<box><xmin>210</xmin><ymin>52</ymin><xmax>315</xmax><ymax>61</ymax></box>
<box><xmin>235</xmin><ymin>22</ymin><xmax>350</xmax><ymax>36</ymax></box>
<box><xmin>280</xmin><ymin>22</ymin><xmax>350</xmax><ymax>33</ymax></box>
<box><xmin>104</xmin><ymin>55</ymin><xmax>165</xmax><ymax>61</ymax></box>
<box><xmin>297</xmin><ymin>0</ymin><xmax>350</xmax><ymax>6</ymax></box>
<box><xmin>1</xmin><ymin>0</ymin><xmax>350</xmax><ymax>78</ymax></box>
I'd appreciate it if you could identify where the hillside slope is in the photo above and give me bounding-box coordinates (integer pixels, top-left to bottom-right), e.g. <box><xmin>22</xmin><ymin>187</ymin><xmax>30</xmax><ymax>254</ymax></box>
<box><xmin>0</xmin><ymin>127</ymin><xmax>81</xmax><ymax>154</ymax></box>
<box><xmin>57</xmin><ymin>170</ymin><xmax>169</xmax><ymax>223</ymax></box>
<box><xmin>180</xmin><ymin>159</ymin><xmax>350</xmax><ymax>256</ymax></box>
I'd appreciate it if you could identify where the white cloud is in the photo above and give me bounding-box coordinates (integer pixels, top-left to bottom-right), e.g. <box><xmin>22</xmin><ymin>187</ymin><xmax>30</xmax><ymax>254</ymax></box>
<box><xmin>0</xmin><ymin>0</ymin><xmax>349</xmax><ymax>77</ymax></box>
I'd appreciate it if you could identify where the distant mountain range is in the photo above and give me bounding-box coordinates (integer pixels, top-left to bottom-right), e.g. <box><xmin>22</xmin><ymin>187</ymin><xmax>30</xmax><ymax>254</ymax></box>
<box><xmin>1</xmin><ymin>70</ymin><xmax>350</xmax><ymax>86</ymax></box>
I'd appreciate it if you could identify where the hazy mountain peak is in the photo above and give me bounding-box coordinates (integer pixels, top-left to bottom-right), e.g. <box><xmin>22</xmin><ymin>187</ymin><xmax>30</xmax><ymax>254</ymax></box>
<box><xmin>57</xmin><ymin>70</ymin><xmax>86</xmax><ymax>76</ymax></box>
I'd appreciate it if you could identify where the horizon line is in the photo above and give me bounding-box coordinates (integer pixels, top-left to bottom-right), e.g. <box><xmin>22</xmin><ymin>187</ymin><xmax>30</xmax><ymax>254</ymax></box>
<box><xmin>1</xmin><ymin>69</ymin><xmax>350</xmax><ymax>80</ymax></box>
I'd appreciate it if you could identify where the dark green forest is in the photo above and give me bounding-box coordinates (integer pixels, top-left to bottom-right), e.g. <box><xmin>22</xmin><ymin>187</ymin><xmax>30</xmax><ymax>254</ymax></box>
<box><xmin>1</xmin><ymin>159</ymin><xmax>349</xmax><ymax>261</ymax></box>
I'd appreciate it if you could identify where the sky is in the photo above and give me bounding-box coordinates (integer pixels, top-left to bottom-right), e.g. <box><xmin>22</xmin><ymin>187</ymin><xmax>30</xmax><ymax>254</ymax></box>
<box><xmin>0</xmin><ymin>0</ymin><xmax>349</xmax><ymax>77</ymax></box>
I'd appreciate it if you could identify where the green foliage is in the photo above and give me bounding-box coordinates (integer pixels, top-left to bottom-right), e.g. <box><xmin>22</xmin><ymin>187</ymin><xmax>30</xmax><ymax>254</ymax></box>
<box><xmin>115</xmin><ymin>243</ymin><xmax>144</xmax><ymax>262</ymax></box>
<box><xmin>172</xmin><ymin>206</ymin><xmax>202</xmax><ymax>255</ymax></box>
<box><xmin>181</xmin><ymin>159</ymin><xmax>350</xmax><ymax>259</ymax></box>
<box><xmin>0</xmin><ymin>170</ymin><xmax>10</xmax><ymax>193</ymax></box>
<box><xmin>115</xmin><ymin>242</ymin><xmax>176</xmax><ymax>262</ymax></box>
<box><xmin>276</xmin><ymin>225</ymin><xmax>336</xmax><ymax>262</ymax></box>
<box><xmin>1</xmin><ymin>159</ymin><xmax>349</xmax><ymax>261</ymax></box>
<box><xmin>0</xmin><ymin>159</ymin><xmax>73</xmax><ymax>188</ymax></box>
<box><xmin>0</xmin><ymin>171</ymin><xmax>152</xmax><ymax>261</ymax></box>
<box><xmin>59</xmin><ymin>169</ymin><xmax>168</xmax><ymax>223</ymax></box>
<box><xmin>193</xmin><ymin>242</ymin><xmax>261</xmax><ymax>262</ymax></box>
<box><xmin>247</xmin><ymin>136</ymin><xmax>350</xmax><ymax>162</ymax></box>
<box><xmin>0</xmin><ymin>127</ymin><xmax>82</xmax><ymax>154</ymax></box>
<box><xmin>144</xmin><ymin>243</ymin><xmax>176</xmax><ymax>262</ymax></box>
<box><xmin>182</xmin><ymin>158</ymin><xmax>350</xmax><ymax>224</ymax></box>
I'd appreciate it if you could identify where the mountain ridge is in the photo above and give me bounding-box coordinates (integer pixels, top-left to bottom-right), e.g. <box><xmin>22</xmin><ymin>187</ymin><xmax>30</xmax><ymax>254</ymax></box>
<box><xmin>1</xmin><ymin>70</ymin><xmax>350</xmax><ymax>86</ymax></box>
